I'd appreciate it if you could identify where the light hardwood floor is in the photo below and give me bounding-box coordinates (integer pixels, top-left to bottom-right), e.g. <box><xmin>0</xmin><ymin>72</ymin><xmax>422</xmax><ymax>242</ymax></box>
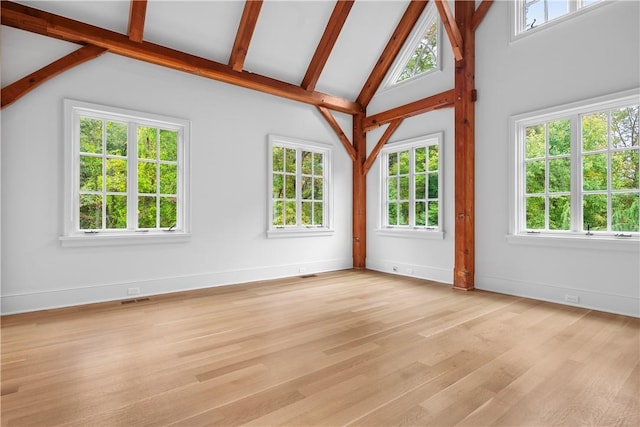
<box><xmin>1</xmin><ymin>270</ymin><xmax>638</xmax><ymax>426</ymax></box>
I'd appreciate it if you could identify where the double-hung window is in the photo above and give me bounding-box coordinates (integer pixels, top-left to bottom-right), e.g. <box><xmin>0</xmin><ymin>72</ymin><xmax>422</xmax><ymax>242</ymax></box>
<box><xmin>268</xmin><ymin>135</ymin><xmax>332</xmax><ymax>237</ymax></box>
<box><xmin>511</xmin><ymin>90</ymin><xmax>639</xmax><ymax>242</ymax></box>
<box><xmin>380</xmin><ymin>133</ymin><xmax>443</xmax><ymax>238</ymax></box>
<box><xmin>62</xmin><ymin>100</ymin><xmax>190</xmax><ymax>246</ymax></box>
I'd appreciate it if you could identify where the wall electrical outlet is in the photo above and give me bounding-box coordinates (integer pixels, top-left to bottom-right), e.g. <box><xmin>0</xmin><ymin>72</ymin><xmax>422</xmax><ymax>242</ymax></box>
<box><xmin>127</xmin><ymin>287</ymin><xmax>141</xmax><ymax>296</ymax></box>
<box><xmin>565</xmin><ymin>294</ymin><xmax>580</xmax><ymax>304</ymax></box>
<box><xmin>299</xmin><ymin>267</ymin><xmax>307</xmax><ymax>273</ymax></box>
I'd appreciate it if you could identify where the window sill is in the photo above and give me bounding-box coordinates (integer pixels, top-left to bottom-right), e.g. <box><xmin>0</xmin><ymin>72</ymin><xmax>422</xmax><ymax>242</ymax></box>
<box><xmin>376</xmin><ymin>228</ymin><xmax>444</xmax><ymax>240</ymax></box>
<box><xmin>267</xmin><ymin>228</ymin><xmax>334</xmax><ymax>239</ymax></box>
<box><xmin>60</xmin><ymin>232</ymin><xmax>191</xmax><ymax>247</ymax></box>
<box><xmin>506</xmin><ymin>233</ymin><xmax>639</xmax><ymax>252</ymax></box>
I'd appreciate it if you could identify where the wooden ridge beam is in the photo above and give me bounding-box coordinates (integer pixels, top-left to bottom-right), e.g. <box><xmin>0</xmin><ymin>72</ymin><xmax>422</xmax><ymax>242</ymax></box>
<box><xmin>2</xmin><ymin>45</ymin><xmax>107</xmax><ymax>109</ymax></box>
<box><xmin>356</xmin><ymin>0</ymin><xmax>429</xmax><ymax>108</ymax></box>
<box><xmin>434</xmin><ymin>0</ymin><xmax>463</xmax><ymax>62</ymax></box>
<box><xmin>317</xmin><ymin>106</ymin><xmax>356</xmax><ymax>161</ymax></box>
<box><xmin>128</xmin><ymin>0</ymin><xmax>147</xmax><ymax>43</ymax></box>
<box><xmin>229</xmin><ymin>0</ymin><xmax>263</xmax><ymax>72</ymax></box>
<box><xmin>362</xmin><ymin>89</ymin><xmax>455</xmax><ymax>132</ymax></box>
<box><xmin>362</xmin><ymin>119</ymin><xmax>402</xmax><ymax>175</ymax></box>
<box><xmin>1</xmin><ymin>1</ymin><xmax>361</xmax><ymax>115</ymax></box>
<box><xmin>472</xmin><ymin>0</ymin><xmax>494</xmax><ymax>31</ymax></box>
<box><xmin>301</xmin><ymin>0</ymin><xmax>354</xmax><ymax>91</ymax></box>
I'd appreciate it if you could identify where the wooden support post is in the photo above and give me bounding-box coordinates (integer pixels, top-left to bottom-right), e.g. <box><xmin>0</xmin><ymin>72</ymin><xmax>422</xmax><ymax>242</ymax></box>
<box><xmin>353</xmin><ymin>112</ymin><xmax>367</xmax><ymax>269</ymax></box>
<box><xmin>453</xmin><ymin>0</ymin><xmax>476</xmax><ymax>290</ymax></box>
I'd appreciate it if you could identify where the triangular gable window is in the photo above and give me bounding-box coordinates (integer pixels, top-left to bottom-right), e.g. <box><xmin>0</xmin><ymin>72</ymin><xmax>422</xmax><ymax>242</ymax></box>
<box><xmin>382</xmin><ymin>6</ymin><xmax>440</xmax><ymax>89</ymax></box>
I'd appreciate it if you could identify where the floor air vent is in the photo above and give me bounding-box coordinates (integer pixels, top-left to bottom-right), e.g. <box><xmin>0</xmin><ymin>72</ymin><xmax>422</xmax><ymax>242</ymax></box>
<box><xmin>121</xmin><ymin>298</ymin><xmax>151</xmax><ymax>305</ymax></box>
<box><xmin>300</xmin><ymin>274</ymin><xmax>317</xmax><ymax>278</ymax></box>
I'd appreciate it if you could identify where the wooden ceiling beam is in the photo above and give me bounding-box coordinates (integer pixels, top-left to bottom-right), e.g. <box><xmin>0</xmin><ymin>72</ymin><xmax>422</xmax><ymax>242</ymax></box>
<box><xmin>128</xmin><ymin>0</ymin><xmax>147</xmax><ymax>43</ymax></box>
<box><xmin>229</xmin><ymin>0</ymin><xmax>263</xmax><ymax>72</ymax></box>
<box><xmin>301</xmin><ymin>0</ymin><xmax>354</xmax><ymax>91</ymax></box>
<box><xmin>356</xmin><ymin>0</ymin><xmax>429</xmax><ymax>108</ymax></box>
<box><xmin>1</xmin><ymin>1</ymin><xmax>361</xmax><ymax>115</ymax></box>
<box><xmin>362</xmin><ymin>88</ymin><xmax>455</xmax><ymax>132</ymax></box>
<box><xmin>472</xmin><ymin>0</ymin><xmax>494</xmax><ymax>31</ymax></box>
<box><xmin>317</xmin><ymin>106</ymin><xmax>357</xmax><ymax>161</ymax></box>
<box><xmin>2</xmin><ymin>45</ymin><xmax>107</xmax><ymax>109</ymax></box>
<box><xmin>362</xmin><ymin>119</ymin><xmax>402</xmax><ymax>175</ymax></box>
<box><xmin>434</xmin><ymin>0</ymin><xmax>463</xmax><ymax>62</ymax></box>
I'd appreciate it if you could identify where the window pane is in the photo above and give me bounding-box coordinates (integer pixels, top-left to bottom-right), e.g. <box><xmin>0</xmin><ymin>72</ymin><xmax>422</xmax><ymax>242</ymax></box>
<box><xmin>138</xmin><ymin>196</ymin><xmax>157</xmax><ymax>228</ymax></box>
<box><xmin>582</xmin><ymin>112</ymin><xmax>608</xmax><ymax>152</ymax></box>
<box><xmin>415</xmin><ymin>147</ymin><xmax>426</xmax><ymax>173</ymax></box>
<box><xmin>549</xmin><ymin>195</ymin><xmax>570</xmax><ymax>230</ymax></box>
<box><xmin>526</xmin><ymin>196</ymin><xmax>545</xmax><ymax>229</ymax></box>
<box><xmin>399</xmin><ymin>202</ymin><xmax>409</xmax><ymax>225</ymax></box>
<box><xmin>80</xmin><ymin>156</ymin><xmax>102</xmax><ymax>191</ymax></box>
<box><xmin>273</xmin><ymin>201</ymin><xmax>284</xmax><ymax>226</ymax></box>
<box><xmin>285</xmin><ymin>201</ymin><xmax>296</xmax><ymax>225</ymax></box>
<box><xmin>273</xmin><ymin>174</ymin><xmax>283</xmax><ymax>198</ymax></box>
<box><xmin>314</xmin><ymin>202</ymin><xmax>323</xmax><ymax>225</ymax></box>
<box><xmin>159</xmin><ymin>130</ymin><xmax>178</xmax><ymax>161</ymax></box>
<box><xmin>106</xmin><ymin>195</ymin><xmax>127</xmax><ymax>229</ymax></box>
<box><xmin>399</xmin><ymin>150</ymin><xmax>410</xmax><ymax>174</ymax></box>
<box><xmin>106</xmin><ymin>121</ymin><xmax>127</xmax><ymax>156</ymax></box>
<box><xmin>138</xmin><ymin>127</ymin><xmax>157</xmax><ymax>159</ymax></box>
<box><xmin>388</xmin><ymin>178</ymin><xmax>398</xmax><ymax>200</ymax></box>
<box><xmin>549</xmin><ymin>119</ymin><xmax>571</xmax><ymax>155</ymax></box>
<box><xmin>301</xmin><ymin>176</ymin><xmax>312</xmax><ymax>200</ymax></box>
<box><xmin>314</xmin><ymin>153</ymin><xmax>323</xmax><ymax>175</ymax></box>
<box><xmin>415</xmin><ymin>201</ymin><xmax>426</xmax><ymax>226</ymax></box>
<box><xmin>611</xmin><ymin>106</ymin><xmax>639</xmax><ymax>148</ymax></box>
<box><xmin>80</xmin><ymin>117</ymin><xmax>103</xmax><ymax>154</ymax></box>
<box><xmin>388</xmin><ymin>153</ymin><xmax>398</xmax><ymax>175</ymax></box>
<box><xmin>272</xmin><ymin>146</ymin><xmax>284</xmax><ymax>172</ymax></box>
<box><xmin>582</xmin><ymin>153</ymin><xmax>607</xmax><ymax>191</ymax></box>
<box><xmin>79</xmin><ymin>194</ymin><xmax>102</xmax><ymax>229</ymax></box>
<box><xmin>159</xmin><ymin>164</ymin><xmax>177</xmax><ymax>194</ymax></box>
<box><xmin>302</xmin><ymin>201</ymin><xmax>312</xmax><ymax>225</ymax></box>
<box><xmin>525</xmin><ymin>0</ymin><xmax>544</xmax><ymax>29</ymax></box>
<box><xmin>428</xmin><ymin>173</ymin><xmax>438</xmax><ymax>199</ymax></box>
<box><xmin>612</xmin><ymin>150</ymin><xmax>639</xmax><ymax>190</ymax></box>
<box><xmin>106</xmin><ymin>158</ymin><xmax>127</xmax><ymax>192</ymax></box>
<box><xmin>396</xmin><ymin>19</ymin><xmax>438</xmax><ymax>83</ymax></box>
<box><xmin>525</xmin><ymin>160</ymin><xmax>545</xmax><ymax>193</ymax></box>
<box><xmin>285</xmin><ymin>175</ymin><xmax>296</xmax><ymax>199</ymax></box>
<box><xmin>428</xmin><ymin>145</ymin><xmax>439</xmax><ymax>171</ymax></box>
<box><xmin>526</xmin><ymin>124</ymin><xmax>545</xmax><ymax>158</ymax></box>
<box><xmin>301</xmin><ymin>151</ymin><xmax>312</xmax><ymax>174</ymax></box>
<box><xmin>415</xmin><ymin>174</ymin><xmax>426</xmax><ymax>199</ymax></box>
<box><xmin>399</xmin><ymin>176</ymin><xmax>409</xmax><ymax>199</ymax></box>
<box><xmin>612</xmin><ymin>193</ymin><xmax>639</xmax><ymax>232</ymax></box>
<box><xmin>548</xmin><ymin>0</ymin><xmax>569</xmax><ymax>21</ymax></box>
<box><xmin>549</xmin><ymin>158</ymin><xmax>570</xmax><ymax>193</ymax></box>
<box><xmin>285</xmin><ymin>148</ymin><xmax>296</xmax><ymax>173</ymax></box>
<box><xmin>428</xmin><ymin>201</ymin><xmax>439</xmax><ymax>227</ymax></box>
<box><xmin>138</xmin><ymin>162</ymin><xmax>157</xmax><ymax>194</ymax></box>
<box><xmin>388</xmin><ymin>203</ymin><xmax>398</xmax><ymax>225</ymax></box>
<box><xmin>159</xmin><ymin>197</ymin><xmax>177</xmax><ymax>228</ymax></box>
<box><xmin>583</xmin><ymin>194</ymin><xmax>607</xmax><ymax>231</ymax></box>
<box><xmin>314</xmin><ymin>178</ymin><xmax>323</xmax><ymax>201</ymax></box>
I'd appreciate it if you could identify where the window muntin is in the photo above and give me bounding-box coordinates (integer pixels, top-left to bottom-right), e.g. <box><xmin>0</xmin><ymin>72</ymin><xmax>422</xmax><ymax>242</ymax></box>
<box><xmin>268</xmin><ymin>135</ymin><xmax>332</xmax><ymax>235</ymax></box>
<box><xmin>514</xmin><ymin>93</ymin><xmax>639</xmax><ymax>238</ymax></box>
<box><xmin>64</xmin><ymin>100</ymin><xmax>190</xmax><ymax>242</ymax></box>
<box><xmin>381</xmin><ymin>134</ymin><xmax>442</xmax><ymax>230</ymax></box>
<box><xmin>516</xmin><ymin>0</ymin><xmax>604</xmax><ymax>35</ymax></box>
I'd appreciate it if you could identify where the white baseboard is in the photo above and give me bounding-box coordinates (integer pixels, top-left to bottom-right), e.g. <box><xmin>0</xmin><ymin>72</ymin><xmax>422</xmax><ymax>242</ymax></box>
<box><xmin>366</xmin><ymin>257</ymin><xmax>454</xmax><ymax>284</ymax></box>
<box><xmin>0</xmin><ymin>258</ymin><xmax>352</xmax><ymax>315</ymax></box>
<box><xmin>476</xmin><ymin>275</ymin><xmax>640</xmax><ymax>318</ymax></box>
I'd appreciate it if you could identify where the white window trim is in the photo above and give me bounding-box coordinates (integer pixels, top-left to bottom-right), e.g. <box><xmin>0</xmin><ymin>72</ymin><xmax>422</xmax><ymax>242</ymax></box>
<box><xmin>61</xmin><ymin>99</ymin><xmax>191</xmax><ymax>247</ymax></box>
<box><xmin>267</xmin><ymin>134</ymin><xmax>333</xmax><ymax>238</ymax></box>
<box><xmin>379</xmin><ymin>4</ymin><xmax>441</xmax><ymax>91</ymax></box>
<box><xmin>510</xmin><ymin>0</ymin><xmax>611</xmax><ymax>42</ymax></box>
<box><xmin>508</xmin><ymin>88</ymin><xmax>640</xmax><ymax>250</ymax></box>
<box><xmin>377</xmin><ymin>132</ymin><xmax>444</xmax><ymax>240</ymax></box>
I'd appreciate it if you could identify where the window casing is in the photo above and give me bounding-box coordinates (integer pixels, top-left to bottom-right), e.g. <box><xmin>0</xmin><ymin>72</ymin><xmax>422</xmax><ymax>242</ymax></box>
<box><xmin>379</xmin><ymin>134</ymin><xmax>443</xmax><ymax>238</ymax></box>
<box><xmin>267</xmin><ymin>135</ymin><xmax>332</xmax><ymax>238</ymax></box>
<box><xmin>510</xmin><ymin>90</ymin><xmax>639</xmax><ymax>243</ymax></box>
<box><xmin>62</xmin><ymin>100</ymin><xmax>190</xmax><ymax>246</ymax></box>
<box><xmin>513</xmin><ymin>0</ymin><xmax>606</xmax><ymax>37</ymax></box>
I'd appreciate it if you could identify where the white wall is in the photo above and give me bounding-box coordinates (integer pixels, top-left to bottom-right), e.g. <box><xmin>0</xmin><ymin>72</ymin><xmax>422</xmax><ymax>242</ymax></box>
<box><xmin>1</xmin><ymin>40</ymin><xmax>353</xmax><ymax>314</ymax></box>
<box><xmin>367</xmin><ymin>0</ymin><xmax>640</xmax><ymax>317</ymax></box>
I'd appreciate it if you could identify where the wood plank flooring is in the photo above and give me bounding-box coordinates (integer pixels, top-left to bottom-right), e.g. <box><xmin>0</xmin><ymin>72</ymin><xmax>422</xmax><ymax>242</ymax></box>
<box><xmin>1</xmin><ymin>270</ymin><xmax>638</xmax><ymax>426</ymax></box>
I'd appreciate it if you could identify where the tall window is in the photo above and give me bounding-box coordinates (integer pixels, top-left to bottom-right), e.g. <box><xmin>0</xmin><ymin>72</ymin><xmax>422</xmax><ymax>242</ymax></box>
<box><xmin>512</xmin><ymin>91</ymin><xmax>639</xmax><ymax>238</ymax></box>
<box><xmin>515</xmin><ymin>0</ymin><xmax>604</xmax><ymax>35</ymax></box>
<box><xmin>381</xmin><ymin>134</ymin><xmax>442</xmax><ymax>232</ymax></box>
<box><xmin>63</xmin><ymin>100</ymin><xmax>190</xmax><ymax>245</ymax></box>
<box><xmin>268</xmin><ymin>135</ymin><xmax>332</xmax><ymax>237</ymax></box>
